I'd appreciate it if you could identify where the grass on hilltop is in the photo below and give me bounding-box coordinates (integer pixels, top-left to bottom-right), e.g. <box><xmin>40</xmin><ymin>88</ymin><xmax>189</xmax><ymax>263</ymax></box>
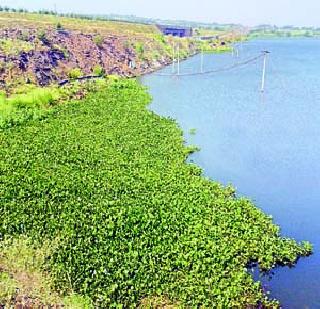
<box><xmin>0</xmin><ymin>12</ymin><xmax>159</xmax><ymax>37</ymax></box>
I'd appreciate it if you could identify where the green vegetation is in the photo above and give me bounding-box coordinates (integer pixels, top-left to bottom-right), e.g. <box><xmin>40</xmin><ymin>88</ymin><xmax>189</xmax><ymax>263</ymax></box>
<box><xmin>0</xmin><ymin>38</ymin><xmax>34</xmax><ymax>56</ymax></box>
<box><xmin>0</xmin><ymin>236</ymin><xmax>93</xmax><ymax>308</ymax></box>
<box><xmin>0</xmin><ymin>12</ymin><xmax>159</xmax><ymax>37</ymax></box>
<box><xmin>197</xmin><ymin>39</ymin><xmax>233</xmax><ymax>53</ymax></box>
<box><xmin>37</xmin><ymin>29</ymin><xmax>47</xmax><ymax>40</ymax></box>
<box><xmin>93</xmin><ymin>35</ymin><xmax>104</xmax><ymax>47</ymax></box>
<box><xmin>92</xmin><ymin>65</ymin><xmax>105</xmax><ymax>76</ymax></box>
<box><xmin>0</xmin><ymin>85</ymin><xmax>59</xmax><ymax>128</ymax></box>
<box><xmin>0</xmin><ymin>11</ymin><xmax>234</xmax><ymax>55</ymax></box>
<box><xmin>0</xmin><ymin>6</ymin><xmax>239</xmax><ymax>36</ymax></box>
<box><xmin>0</xmin><ymin>273</ymin><xmax>16</xmax><ymax>305</ymax></box>
<box><xmin>131</xmin><ymin>35</ymin><xmax>211</xmax><ymax>63</ymax></box>
<box><xmin>215</xmin><ymin>44</ymin><xmax>233</xmax><ymax>53</ymax></box>
<box><xmin>68</xmin><ymin>68</ymin><xmax>84</xmax><ymax>79</ymax></box>
<box><xmin>134</xmin><ymin>42</ymin><xmax>146</xmax><ymax>59</ymax></box>
<box><xmin>0</xmin><ymin>78</ymin><xmax>312</xmax><ymax>307</ymax></box>
<box><xmin>0</xmin><ymin>81</ymin><xmax>106</xmax><ymax>129</ymax></box>
<box><xmin>0</xmin><ymin>10</ymin><xmax>235</xmax><ymax>92</ymax></box>
<box><xmin>56</xmin><ymin>22</ymin><xmax>64</xmax><ymax>30</ymax></box>
<box><xmin>249</xmin><ymin>26</ymin><xmax>320</xmax><ymax>38</ymax></box>
<box><xmin>195</xmin><ymin>27</ymin><xmax>229</xmax><ymax>37</ymax></box>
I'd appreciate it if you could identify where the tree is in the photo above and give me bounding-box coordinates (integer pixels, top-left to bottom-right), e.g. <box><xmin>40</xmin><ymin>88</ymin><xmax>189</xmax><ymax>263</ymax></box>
<box><xmin>56</xmin><ymin>22</ymin><xmax>63</xmax><ymax>30</ymax></box>
<box><xmin>305</xmin><ymin>30</ymin><xmax>313</xmax><ymax>37</ymax></box>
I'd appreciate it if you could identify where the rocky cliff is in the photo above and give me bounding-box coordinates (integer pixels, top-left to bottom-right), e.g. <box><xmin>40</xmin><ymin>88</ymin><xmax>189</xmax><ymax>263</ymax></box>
<box><xmin>0</xmin><ymin>25</ymin><xmax>194</xmax><ymax>90</ymax></box>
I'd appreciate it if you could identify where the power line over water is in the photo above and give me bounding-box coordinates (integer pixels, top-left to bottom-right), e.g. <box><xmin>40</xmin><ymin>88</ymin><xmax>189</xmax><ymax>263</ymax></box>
<box><xmin>154</xmin><ymin>52</ymin><xmax>265</xmax><ymax>77</ymax></box>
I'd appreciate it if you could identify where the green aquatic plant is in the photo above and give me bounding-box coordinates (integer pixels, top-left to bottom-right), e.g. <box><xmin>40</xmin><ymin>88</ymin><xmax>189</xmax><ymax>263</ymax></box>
<box><xmin>0</xmin><ymin>79</ymin><xmax>312</xmax><ymax>308</ymax></box>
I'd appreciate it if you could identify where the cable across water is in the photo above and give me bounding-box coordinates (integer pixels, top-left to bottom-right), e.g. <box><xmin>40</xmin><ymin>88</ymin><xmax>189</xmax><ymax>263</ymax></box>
<box><xmin>154</xmin><ymin>53</ymin><xmax>264</xmax><ymax>77</ymax></box>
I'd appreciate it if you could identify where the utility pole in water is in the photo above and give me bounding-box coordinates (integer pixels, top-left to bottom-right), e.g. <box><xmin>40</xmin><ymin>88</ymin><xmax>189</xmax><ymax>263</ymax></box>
<box><xmin>261</xmin><ymin>51</ymin><xmax>270</xmax><ymax>93</ymax></box>
<box><xmin>172</xmin><ymin>44</ymin><xmax>175</xmax><ymax>74</ymax></box>
<box><xmin>177</xmin><ymin>44</ymin><xmax>180</xmax><ymax>75</ymax></box>
<box><xmin>200</xmin><ymin>45</ymin><xmax>204</xmax><ymax>73</ymax></box>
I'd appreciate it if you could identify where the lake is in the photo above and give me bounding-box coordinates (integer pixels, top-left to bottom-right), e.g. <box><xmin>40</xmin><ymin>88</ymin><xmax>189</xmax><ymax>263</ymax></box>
<box><xmin>141</xmin><ymin>39</ymin><xmax>320</xmax><ymax>308</ymax></box>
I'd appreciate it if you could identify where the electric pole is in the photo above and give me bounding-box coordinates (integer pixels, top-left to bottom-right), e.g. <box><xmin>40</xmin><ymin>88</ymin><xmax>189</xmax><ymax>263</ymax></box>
<box><xmin>261</xmin><ymin>51</ymin><xmax>270</xmax><ymax>93</ymax></box>
<box><xmin>172</xmin><ymin>44</ymin><xmax>175</xmax><ymax>74</ymax></box>
<box><xmin>177</xmin><ymin>43</ymin><xmax>180</xmax><ymax>75</ymax></box>
<box><xmin>200</xmin><ymin>45</ymin><xmax>204</xmax><ymax>73</ymax></box>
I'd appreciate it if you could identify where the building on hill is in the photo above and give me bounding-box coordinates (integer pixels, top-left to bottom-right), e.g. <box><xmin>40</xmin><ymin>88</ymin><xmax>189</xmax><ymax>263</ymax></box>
<box><xmin>157</xmin><ymin>25</ymin><xmax>193</xmax><ymax>37</ymax></box>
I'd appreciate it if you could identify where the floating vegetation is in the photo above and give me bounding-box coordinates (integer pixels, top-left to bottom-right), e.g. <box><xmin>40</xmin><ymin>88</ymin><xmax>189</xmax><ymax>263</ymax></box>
<box><xmin>0</xmin><ymin>79</ymin><xmax>312</xmax><ymax>307</ymax></box>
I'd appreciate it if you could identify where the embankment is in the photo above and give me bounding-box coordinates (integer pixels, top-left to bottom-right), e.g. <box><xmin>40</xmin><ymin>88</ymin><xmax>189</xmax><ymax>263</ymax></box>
<box><xmin>0</xmin><ymin>12</ymin><xmax>232</xmax><ymax>91</ymax></box>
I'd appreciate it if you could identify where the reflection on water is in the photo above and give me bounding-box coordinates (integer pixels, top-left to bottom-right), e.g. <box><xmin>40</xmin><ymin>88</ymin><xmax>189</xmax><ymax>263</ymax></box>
<box><xmin>141</xmin><ymin>39</ymin><xmax>320</xmax><ymax>308</ymax></box>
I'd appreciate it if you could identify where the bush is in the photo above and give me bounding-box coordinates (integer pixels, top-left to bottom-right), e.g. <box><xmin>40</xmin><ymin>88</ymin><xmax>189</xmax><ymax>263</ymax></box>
<box><xmin>92</xmin><ymin>65</ymin><xmax>104</xmax><ymax>76</ymax></box>
<box><xmin>56</xmin><ymin>22</ymin><xmax>63</xmax><ymax>30</ymax></box>
<box><xmin>0</xmin><ymin>90</ymin><xmax>6</xmax><ymax>101</ymax></box>
<box><xmin>68</xmin><ymin>68</ymin><xmax>83</xmax><ymax>79</ymax></box>
<box><xmin>7</xmin><ymin>87</ymin><xmax>59</xmax><ymax>108</ymax></box>
<box><xmin>134</xmin><ymin>42</ymin><xmax>145</xmax><ymax>58</ymax></box>
<box><xmin>93</xmin><ymin>35</ymin><xmax>104</xmax><ymax>47</ymax></box>
<box><xmin>37</xmin><ymin>30</ymin><xmax>47</xmax><ymax>41</ymax></box>
<box><xmin>0</xmin><ymin>80</ymin><xmax>111</xmax><ymax>129</ymax></box>
<box><xmin>0</xmin><ymin>86</ymin><xmax>60</xmax><ymax>128</ymax></box>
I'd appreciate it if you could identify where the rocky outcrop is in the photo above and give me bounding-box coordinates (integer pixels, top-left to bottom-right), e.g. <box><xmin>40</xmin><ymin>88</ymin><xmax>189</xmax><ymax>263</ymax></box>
<box><xmin>17</xmin><ymin>49</ymin><xmax>66</xmax><ymax>85</ymax></box>
<box><xmin>0</xmin><ymin>27</ymin><xmax>179</xmax><ymax>89</ymax></box>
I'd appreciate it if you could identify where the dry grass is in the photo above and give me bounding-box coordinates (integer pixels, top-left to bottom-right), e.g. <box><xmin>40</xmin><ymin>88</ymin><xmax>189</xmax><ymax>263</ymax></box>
<box><xmin>0</xmin><ymin>12</ymin><xmax>159</xmax><ymax>37</ymax></box>
<box><xmin>139</xmin><ymin>296</ymin><xmax>182</xmax><ymax>309</ymax></box>
<box><xmin>0</xmin><ymin>236</ymin><xmax>93</xmax><ymax>308</ymax></box>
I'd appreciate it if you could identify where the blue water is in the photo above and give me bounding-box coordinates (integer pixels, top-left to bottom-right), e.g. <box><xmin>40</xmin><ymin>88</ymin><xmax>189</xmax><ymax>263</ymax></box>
<box><xmin>141</xmin><ymin>39</ymin><xmax>320</xmax><ymax>308</ymax></box>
